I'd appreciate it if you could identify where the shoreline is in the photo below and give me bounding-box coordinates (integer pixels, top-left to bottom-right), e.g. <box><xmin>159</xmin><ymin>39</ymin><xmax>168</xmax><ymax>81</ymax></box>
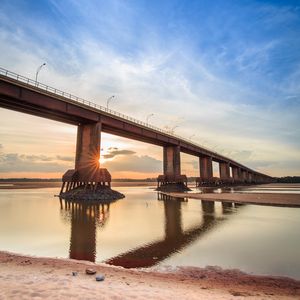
<box><xmin>164</xmin><ymin>192</ymin><xmax>300</xmax><ymax>207</ymax></box>
<box><xmin>0</xmin><ymin>251</ymin><xmax>299</xmax><ymax>299</ymax></box>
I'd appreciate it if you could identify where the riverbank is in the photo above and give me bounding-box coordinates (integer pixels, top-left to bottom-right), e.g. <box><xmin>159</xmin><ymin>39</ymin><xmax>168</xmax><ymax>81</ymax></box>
<box><xmin>164</xmin><ymin>192</ymin><xmax>300</xmax><ymax>207</ymax></box>
<box><xmin>0</xmin><ymin>251</ymin><xmax>299</xmax><ymax>299</ymax></box>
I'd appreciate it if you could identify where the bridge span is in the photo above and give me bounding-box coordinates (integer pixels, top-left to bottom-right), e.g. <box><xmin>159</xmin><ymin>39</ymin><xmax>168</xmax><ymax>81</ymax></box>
<box><xmin>0</xmin><ymin>67</ymin><xmax>273</xmax><ymax>190</ymax></box>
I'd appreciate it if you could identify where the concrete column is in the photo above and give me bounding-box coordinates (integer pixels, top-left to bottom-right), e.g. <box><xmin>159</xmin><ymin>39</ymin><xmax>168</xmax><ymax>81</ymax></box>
<box><xmin>241</xmin><ymin>170</ymin><xmax>247</xmax><ymax>183</ymax></box>
<box><xmin>248</xmin><ymin>172</ymin><xmax>253</xmax><ymax>183</ymax></box>
<box><xmin>219</xmin><ymin>162</ymin><xmax>230</xmax><ymax>180</ymax></box>
<box><xmin>163</xmin><ymin>145</ymin><xmax>181</xmax><ymax>176</ymax></box>
<box><xmin>199</xmin><ymin>156</ymin><xmax>213</xmax><ymax>180</ymax></box>
<box><xmin>245</xmin><ymin>171</ymin><xmax>251</xmax><ymax>183</ymax></box>
<box><xmin>252</xmin><ymin>173</ymin><xmax>257</xmax><ymax>183</ymax></box>
<box><xmin>75</xmin><ymin>122</ymin><xmax>101</xmax><ymax>181</ymax></box>
<box><xmin>232</xmin><ymin>166</ymin><xmax>240</xmax><ymax>182</ymax></box>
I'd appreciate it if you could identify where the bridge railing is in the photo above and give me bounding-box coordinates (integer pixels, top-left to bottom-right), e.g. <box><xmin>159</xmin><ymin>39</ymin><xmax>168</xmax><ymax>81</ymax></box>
<box><xmin>0</xmin><ymin>66</ymin><xmax>249</xmax><ymax>170</ymax></box>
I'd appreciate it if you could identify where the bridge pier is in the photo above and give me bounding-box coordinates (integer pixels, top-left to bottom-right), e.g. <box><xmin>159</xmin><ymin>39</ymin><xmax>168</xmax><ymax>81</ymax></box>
<box><xmin>241</xmin><ymin>170</ymin><xmax>248</xmax><ymax>183</ymax></box>
<box><xmin>196</xmin><ymin>156</ymin><xmax>213</xmax><ymax>186</ymax></box>
<box><xmin>232</xmin><ymin>166</ymin><xmax>240</xmax><ymax>183</ymax></box>
<box><xmin>219</xmin><ymin>162</ymin><xmax>231</xmax><ymax>184</ymax></box>
<box><xmin>60</xmin><ymin>122</ymin><xmax>124</xmax><ymax>200</ymax></box>
<box><xmin>75</xmin><ymin>122</ymin><xmax>101</xmax><ymax>181</ymax></box>
<box><xmin>157</xmin><ymin>145</ymin><xmax>188</xmax><ymax>191</ymax></box>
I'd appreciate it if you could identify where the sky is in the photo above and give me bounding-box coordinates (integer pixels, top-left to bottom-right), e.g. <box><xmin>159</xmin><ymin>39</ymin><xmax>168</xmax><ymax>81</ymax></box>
<box><xmin>0</xmin><ymin>0</ymin><xmax>300</xmax><ymax>178</ymax></box>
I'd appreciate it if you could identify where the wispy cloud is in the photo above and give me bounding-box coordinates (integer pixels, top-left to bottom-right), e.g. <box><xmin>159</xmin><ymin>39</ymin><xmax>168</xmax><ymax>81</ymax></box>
<box><xmin>103</xmin><ymin>148</ymin><xmax>136</xmax><ymax>159</ymax></box>
<box><xmin>0</xmin><ymin>152</ymin><xmax>72</xmax><ymax>173</ymax></box>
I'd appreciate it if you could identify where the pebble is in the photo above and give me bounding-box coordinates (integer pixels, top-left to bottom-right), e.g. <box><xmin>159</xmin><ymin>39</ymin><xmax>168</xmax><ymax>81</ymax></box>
<box><xmin>96</xmin><ymin>275</ymin><xmax>105</xmax><ymax>282</ymax></box>
<box><xmin>72</xmin><ymin>272</ymin><xmax>78</xmax><ymax>276</ymax></box>
<box><xmin>86</xmin><ymin>268</ymin><xmax>97</xmax><ymax>275</ymax></box>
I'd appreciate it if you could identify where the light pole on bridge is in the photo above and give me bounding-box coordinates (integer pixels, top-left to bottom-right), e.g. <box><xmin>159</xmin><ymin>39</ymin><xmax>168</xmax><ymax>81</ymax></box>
<box><xmin>146</xmin><ymin>113</ymin><xmax>154</xmax><ymax>124</ymax></box>
<box><xmin>106</xmin><ymin>95</ymin><xmax>115</xmax><ymax>110</ymax></box>
<box><xmin>35</xmin><ymin>63</ymin><xmax>46</xmax><ymax>85</ymax></box>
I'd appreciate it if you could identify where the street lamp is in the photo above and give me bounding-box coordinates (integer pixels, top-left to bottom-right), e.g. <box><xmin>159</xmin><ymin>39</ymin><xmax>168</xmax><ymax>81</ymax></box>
<box><xmin>106</xmin><ymin>95</ymin><xmax>115</xmax><ymax>110</ymax></box>
<box><xmin>170</xmin><ymin>125</ymin><xmax>179</xmax><ymax>134</ymax></box>
<box><xmin>35</xmin><ymin>63</ymin><xmax>46</xmax><ymax>84</ymax></box>
<box><xmin>146</xmin><ymin>113</ymin><xmax>154</xmax><ymax>124</ymax></box>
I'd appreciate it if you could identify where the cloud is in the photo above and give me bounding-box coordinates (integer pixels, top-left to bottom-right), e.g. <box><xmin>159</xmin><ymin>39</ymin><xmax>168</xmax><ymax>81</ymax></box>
<box><xmin>56</xmin><ymin>155</ymin><xmax>74</xmax><ymax>162</ymax></box>
<box><xmin>103</xmin><ymin>148</ymin><xmax>136</xmax><ymax>159</ymax></box>
<box><xmin>103</xmin><ymin>154</ymin><xmax>161</xmax><ymax>173</ymax></box>
<box><xmin>0</xmin><ymin>152</ymin><xmax>72</xmax><ymax>173</ymax></box>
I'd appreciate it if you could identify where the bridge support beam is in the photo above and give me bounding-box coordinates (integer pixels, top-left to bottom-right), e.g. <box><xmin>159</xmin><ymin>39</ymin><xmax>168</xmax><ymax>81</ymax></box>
<box><xmin>163</xmin><ymin>145</ymin><xmax>181</xmax><ymax>177</ymax></box>
<box><xmin>232</xmin><ymin>166</ymin><xmax>240</xmax><ymax>183</ymax></box>
<box><xmin>241</xmin><ymin>170</ymin><xmax>248</xmax><ymax>183</ymax></box>
<box><xmin>157</xmin><ymin>145</ymin><xmax>188</xmax><ymax>190</ymax></box>
<box><xmin>75</xmin><ymin>122</ymin><xmax>101</xmax><ymax>180</ymax></box>
<box><xmin>196</xmin><ymin>156</ymin><xmax>213</xmax><ymax>186</ymax></box>
<box><xmin>200</xmin><ymin>156</ymin><xmax>213</xmax><ymax>180</ymax></box>
<box><xmin>219</xmin><ymin>162</ymin><xmax>230</xmax><ymax>183</ymax></box>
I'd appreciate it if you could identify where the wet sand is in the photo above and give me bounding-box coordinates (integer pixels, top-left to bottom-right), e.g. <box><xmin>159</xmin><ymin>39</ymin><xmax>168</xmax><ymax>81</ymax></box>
<box><xmin>0</xmin><ymin>251</ymin><xmax>299</xmax><ymax>299</ymax></box>
<box><xmin>164</xmin><ymin>192</ymin><xmax>300</xmax><ymax>207</ymax></box>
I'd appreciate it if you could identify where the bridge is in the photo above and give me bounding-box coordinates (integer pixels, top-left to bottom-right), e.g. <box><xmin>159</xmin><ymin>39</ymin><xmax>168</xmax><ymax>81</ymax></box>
<box><xmin>0</xmin><ymin>67</ymin><xmax>274</xmax><ymax>191</ymax></box>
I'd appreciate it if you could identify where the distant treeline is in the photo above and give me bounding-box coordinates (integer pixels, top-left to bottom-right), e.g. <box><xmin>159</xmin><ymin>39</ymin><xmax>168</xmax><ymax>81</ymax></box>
<box><xmin>276</xmin><ymin>176</ymin><xmax>300</xmax><ymax>183</ymax></box>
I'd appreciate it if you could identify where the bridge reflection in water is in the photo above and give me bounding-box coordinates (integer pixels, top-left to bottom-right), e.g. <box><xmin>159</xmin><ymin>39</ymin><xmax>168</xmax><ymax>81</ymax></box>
<box><xmin>60</xmin><ymin>199</ymin><xmax>111</xmax><ymax>262</ymax></box>
<box><xmin>60</xmin><ymin>195</ymin><xmax>240</xmax><ymax>267</ymax></box>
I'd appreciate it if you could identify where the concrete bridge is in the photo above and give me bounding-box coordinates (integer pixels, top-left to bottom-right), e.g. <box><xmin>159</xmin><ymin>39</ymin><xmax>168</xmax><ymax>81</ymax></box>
<box><xmin>0</xmin><ymin>67</ymin><xmax>274</xmax><ymax>190</ymax></box>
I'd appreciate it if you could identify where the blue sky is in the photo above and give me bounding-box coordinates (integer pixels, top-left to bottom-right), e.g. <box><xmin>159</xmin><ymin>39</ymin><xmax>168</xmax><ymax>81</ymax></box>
<box><xmin>0</xmin><ymin>0</ymin><xmax>299</xmax><ymax>177</ymax></box>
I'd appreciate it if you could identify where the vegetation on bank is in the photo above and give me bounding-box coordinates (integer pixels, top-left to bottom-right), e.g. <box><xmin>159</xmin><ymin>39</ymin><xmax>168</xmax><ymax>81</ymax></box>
<box><xmin>276</xmin><ymin>176</ymin><xmax>300</xmax><ymax>183</ymax></box>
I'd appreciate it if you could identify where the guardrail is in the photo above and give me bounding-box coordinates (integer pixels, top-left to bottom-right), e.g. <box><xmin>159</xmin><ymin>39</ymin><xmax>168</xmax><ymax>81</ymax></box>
<box><xmin>0</xmin><ymin>66</ymin><xmax>258</xmax><ymax>173</ymax></box>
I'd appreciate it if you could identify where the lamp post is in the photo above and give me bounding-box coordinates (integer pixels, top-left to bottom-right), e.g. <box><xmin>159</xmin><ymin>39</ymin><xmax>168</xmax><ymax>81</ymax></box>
<box><xmin>35</xmin><ymin>63</ymin><xmax>46</xmax><ymax>84</ymax></box>
<box><xmin>170</xmin><ymin>125</ymin><xmax>179</xmax><ymax>134</ymax></box>
<box><xmin>146</xmin><ymin>113</ymin><xmax>154</xmax><ymax>124</ymax></box>
<box><xmin>106</xmin><ymin>95</ymin><xmax>115</xmax><ymax>110</ymax></box>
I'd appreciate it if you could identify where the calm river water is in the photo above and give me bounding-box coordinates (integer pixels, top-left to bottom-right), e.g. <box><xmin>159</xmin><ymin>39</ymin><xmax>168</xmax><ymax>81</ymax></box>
<box><xmin>0</xmin><ymin>184</ymin><xmax>300</xmax><ymax>279</ymax></box>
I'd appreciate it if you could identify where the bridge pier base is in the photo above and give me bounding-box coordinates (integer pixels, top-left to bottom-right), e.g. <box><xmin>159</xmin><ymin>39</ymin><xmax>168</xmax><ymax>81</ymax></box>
<box><xmin>60</xmin><ymin>122</ymin><xmax>124</xmax><ymax>201</ymax></box>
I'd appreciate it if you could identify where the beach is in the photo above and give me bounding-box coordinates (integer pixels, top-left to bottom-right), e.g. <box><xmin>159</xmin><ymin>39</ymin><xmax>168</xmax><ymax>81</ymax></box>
<box><xmin>0</xmin><ymin>251</ymin><xmax>299</xmax><ymax>299</ymax></box>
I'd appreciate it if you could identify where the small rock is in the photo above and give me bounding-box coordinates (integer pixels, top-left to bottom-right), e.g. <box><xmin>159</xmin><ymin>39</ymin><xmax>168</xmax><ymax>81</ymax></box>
<box><xmin>72</xmin><ymin>271</ymin><xmax>78</xmax><ymax>276</ymax></box>
<box><xmin>86</xmin><ymin>268</ymin><xmax>97</xmax><ymax>275</ymax></box>
<box><xmin>96</xmin><ymin>275</ymin><xmax>105</xmax><ymax>281</ymax></box>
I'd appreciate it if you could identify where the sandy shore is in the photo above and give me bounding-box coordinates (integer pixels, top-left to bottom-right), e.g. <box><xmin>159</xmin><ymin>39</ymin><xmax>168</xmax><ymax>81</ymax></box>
<box><xmin>165</xmin><ymin>192</ymin><xmax>300</xmax><ymax>207</ymax></box>
<box><xmin>0</xmin><ymin>251</ymin><xmax>299</xmax><ymax>299</ymax></box>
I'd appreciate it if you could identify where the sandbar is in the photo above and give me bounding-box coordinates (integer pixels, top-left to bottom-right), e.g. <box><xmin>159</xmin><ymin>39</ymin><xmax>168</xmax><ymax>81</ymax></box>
<box><xmin>164</xmin><ymin>192</ymin><xmax>300</xmax><ymax>207</ymax></box>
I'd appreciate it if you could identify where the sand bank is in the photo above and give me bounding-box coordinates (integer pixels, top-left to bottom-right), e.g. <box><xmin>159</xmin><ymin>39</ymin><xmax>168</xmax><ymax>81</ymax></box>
<box><xmin>164</xmin><ymin>192</ymin><xmax>300</xmax><ymax>207</ymax></box>
<box><xmin>0</xmin><ymin>251</ymin><xmax>299</xmax><ymax>299</ymax></box>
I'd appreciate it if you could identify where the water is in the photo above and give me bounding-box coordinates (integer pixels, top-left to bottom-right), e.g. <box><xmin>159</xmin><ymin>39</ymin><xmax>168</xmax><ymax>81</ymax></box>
<box><xmin>0</xmin><ymin>184</ymin><xmax>300</xmax><ymax>279</ymax></box>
